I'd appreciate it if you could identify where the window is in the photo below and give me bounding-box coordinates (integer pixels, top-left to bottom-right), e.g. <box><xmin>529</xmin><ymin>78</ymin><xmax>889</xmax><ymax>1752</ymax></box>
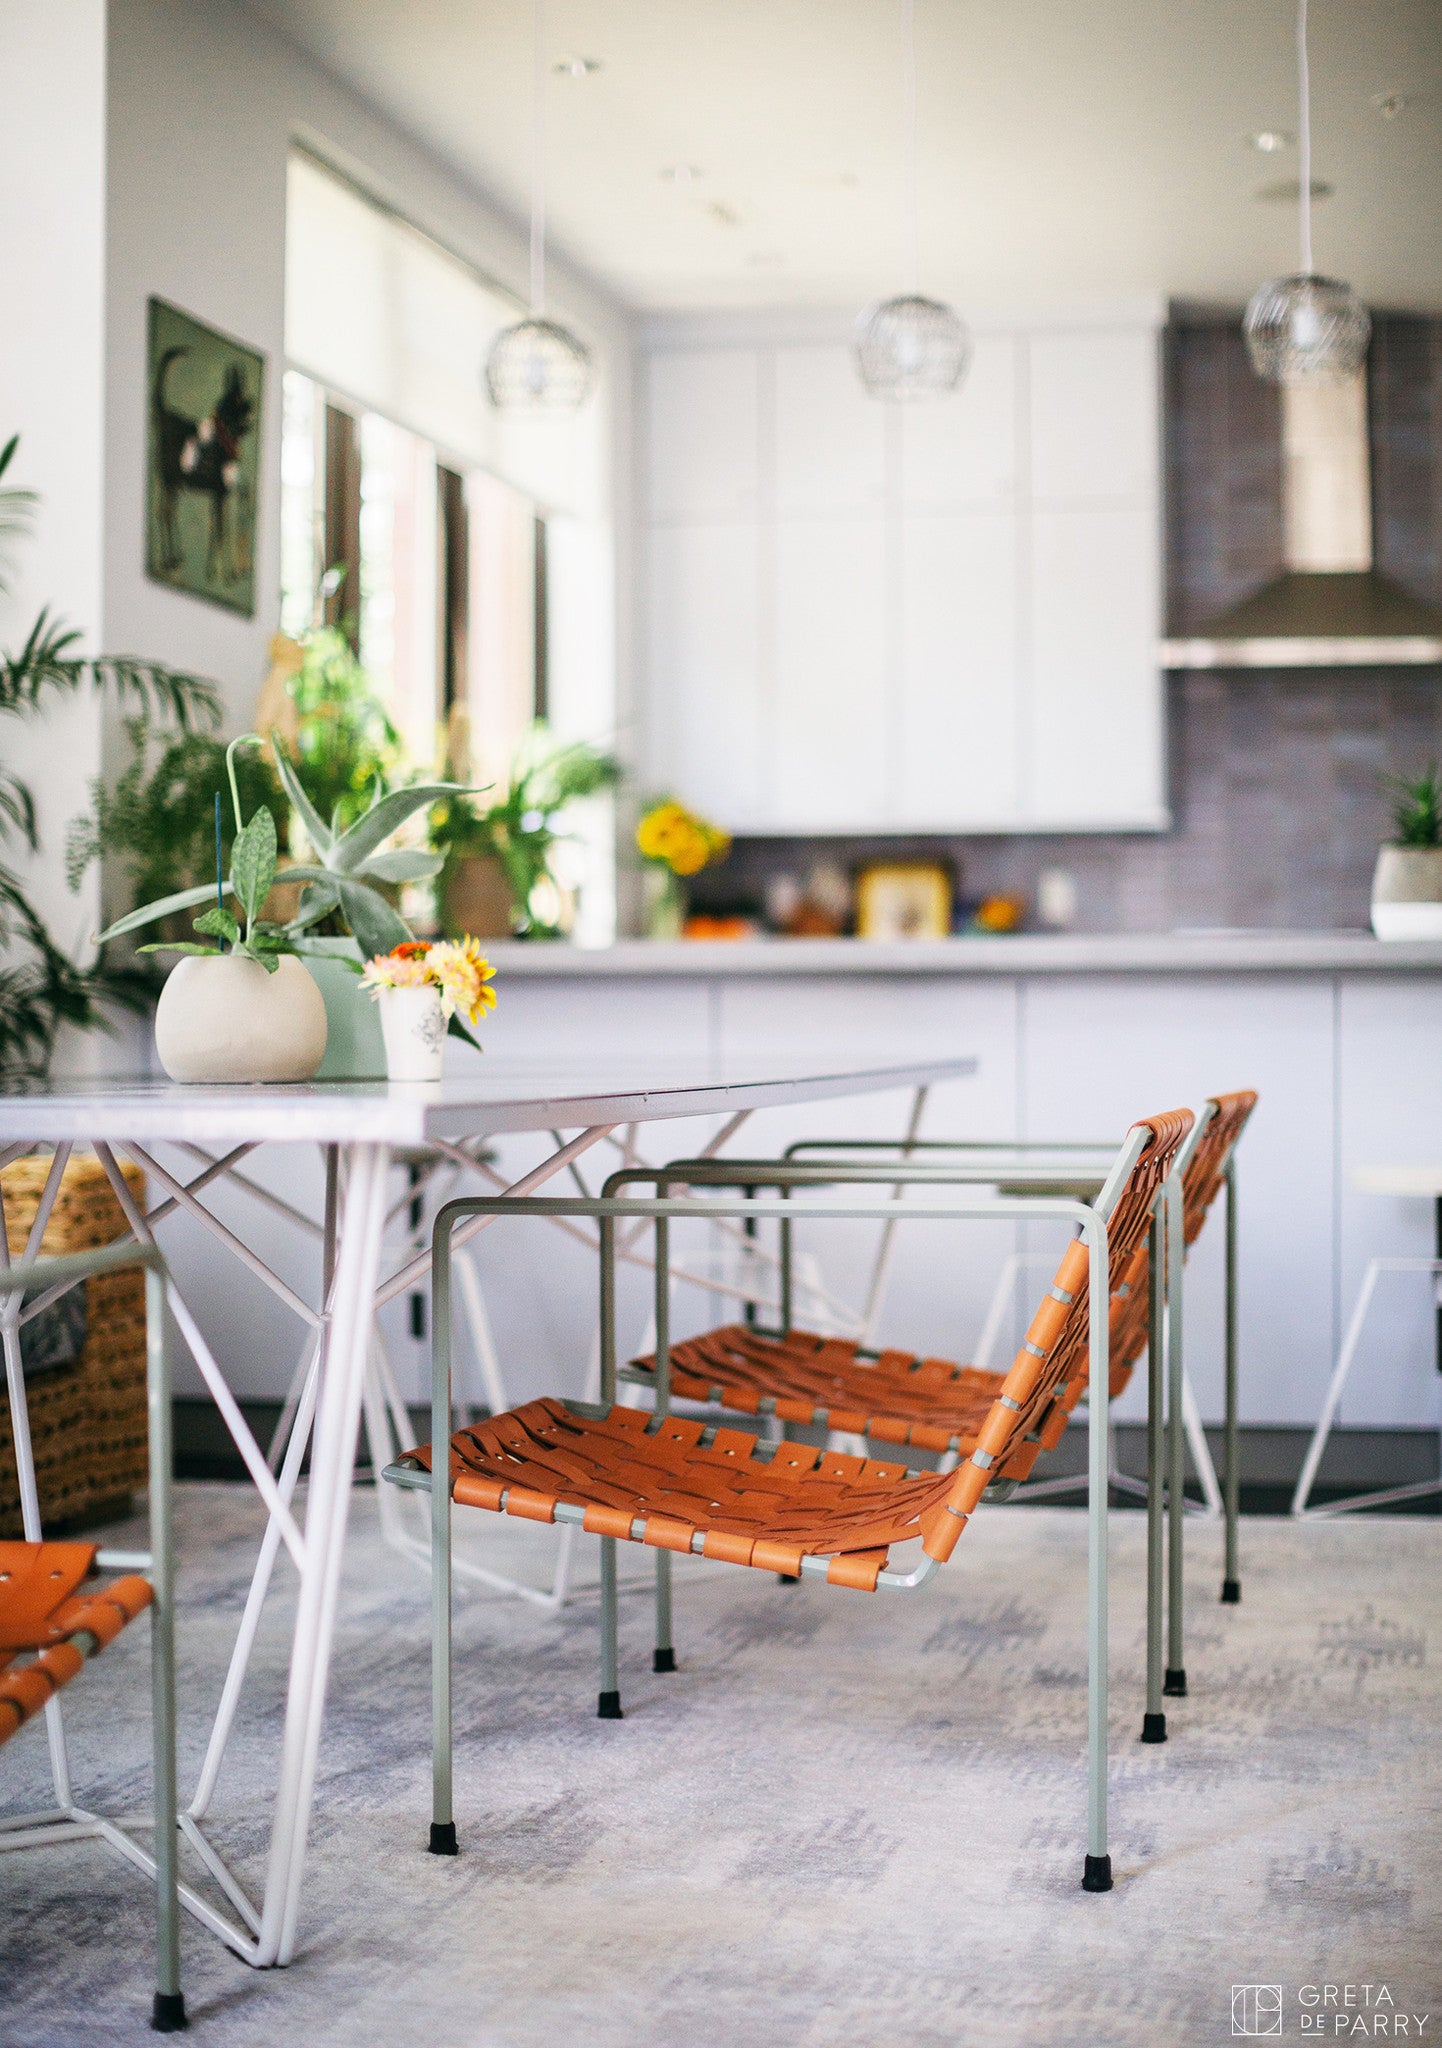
<box><xmin>279</xmin><ymin>369</ymin><xmax>545</xmax><ymax>783</ymax></box>
<box><xmin>281</xmin><ymin>146</ymin><xmax>618</xmax><ymax>943</ymax></box>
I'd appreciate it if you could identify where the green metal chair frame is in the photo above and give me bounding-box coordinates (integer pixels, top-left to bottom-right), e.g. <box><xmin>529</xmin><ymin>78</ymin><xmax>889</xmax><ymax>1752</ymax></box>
<box><xmin>387</xmin><ymin>1112</ymin><xmax>1191</xmax><ymax>1892</ymax></box>
<box><xmin>0</xmin><ymin>1239</ymin><xmax>185</xmax><ymax>2033</ymax></box>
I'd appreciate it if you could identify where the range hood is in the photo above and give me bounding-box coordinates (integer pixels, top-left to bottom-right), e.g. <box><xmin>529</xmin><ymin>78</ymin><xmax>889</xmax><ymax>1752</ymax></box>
<box><xmin>1161</xmin><ymin>368</ymin><xmax>1442</xmax><ymax>669</ymax></box>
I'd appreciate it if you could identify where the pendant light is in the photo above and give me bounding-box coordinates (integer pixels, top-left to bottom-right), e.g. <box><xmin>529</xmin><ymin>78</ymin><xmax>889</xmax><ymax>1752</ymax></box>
<box><xmin>485</xmin><ymin>0</ymin><xmax>594</xmax><ymax>413</ymax></box>
<box><xmin>1244</xmin><ymin>0</ymin><xmax>1369</xmax><ymax>383</ymax></box>
<box><xmin>854</xmin><ymin>0</ymin><xmax>971</xmax><ymax>401</ymax></box>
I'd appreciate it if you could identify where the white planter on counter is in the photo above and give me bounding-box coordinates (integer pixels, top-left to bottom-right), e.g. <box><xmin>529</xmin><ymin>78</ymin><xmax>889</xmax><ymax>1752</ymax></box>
<box><xmin>376</xmin><ymin>984</ymin><xmax>446</xmax><ymax>1082</ymax></box>
<box><xmin>154</xmin><ymin>954</ymin><xmax>328</xmax><ymax>1083</ymax></box>
<box><xmin>1371</xmin><ymin>845</ymin><xmax>1442</xmax><ymax>941</ymax></box>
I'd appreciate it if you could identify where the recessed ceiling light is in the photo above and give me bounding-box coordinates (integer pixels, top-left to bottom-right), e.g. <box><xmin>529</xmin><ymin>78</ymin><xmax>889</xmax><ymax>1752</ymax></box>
<box><xmin>1255</xmin><ymin>176</ymin><xmax>1334</xmax><ymax>203</ymax></box>
<box><xmin>552</xmin><ymin>56</ymin><xmax>600</xmax><ymax>77</ymax></box>
<box><xmin>1372</xmin><ymin>92</ymin><xmax>1409</xmax><ymax>120</ymax></box>
<box><xmin>660</xmin><ymin>164</ymin><xmax>703</xmax><ymax>184</ymax></box>
<box><xmin>1248</xmin><ymin>130</ymin><xmax>1293</xmax><ymax>153</ymax></box>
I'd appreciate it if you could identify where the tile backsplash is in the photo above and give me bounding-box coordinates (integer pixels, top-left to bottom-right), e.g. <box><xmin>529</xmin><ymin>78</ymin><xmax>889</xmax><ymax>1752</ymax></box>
<box><xmin>697</xmin><ymin>667</ymin><xmax>1442</xmax><ymax>934</ymax></box>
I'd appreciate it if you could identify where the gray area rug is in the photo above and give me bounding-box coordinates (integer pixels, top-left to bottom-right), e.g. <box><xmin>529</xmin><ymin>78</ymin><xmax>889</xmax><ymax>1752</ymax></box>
<box><xmin>3</xmin><ymin>1486</ymin><xmax>1440</xmax><ymax>2047</ymax></box>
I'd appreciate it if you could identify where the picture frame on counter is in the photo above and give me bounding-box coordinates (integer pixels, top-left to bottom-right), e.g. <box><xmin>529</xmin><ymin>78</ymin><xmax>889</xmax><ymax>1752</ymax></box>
<box><xmin>855</xmin><ymin>861</ymin><xmax>953</xmax><ymax>941</ymax></box>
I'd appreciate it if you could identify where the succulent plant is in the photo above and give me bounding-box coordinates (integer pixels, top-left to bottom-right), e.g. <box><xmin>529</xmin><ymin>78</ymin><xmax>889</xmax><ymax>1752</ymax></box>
<box><xmin>97</xmin><ymin>732</ymin><xmax>464</xmax><ymax>967</ymax></box>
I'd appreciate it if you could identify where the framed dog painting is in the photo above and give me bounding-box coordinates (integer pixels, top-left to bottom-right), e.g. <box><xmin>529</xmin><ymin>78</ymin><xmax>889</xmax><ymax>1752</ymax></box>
<box><xmin>146</xmin><ymin>298</ymin><xmax>264</xmax><ymax>616</ymax></box>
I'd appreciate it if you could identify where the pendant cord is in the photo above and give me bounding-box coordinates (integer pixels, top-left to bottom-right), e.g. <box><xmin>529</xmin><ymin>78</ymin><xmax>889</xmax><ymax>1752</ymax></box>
<box><xmin>902</xmin><ymin>0</ymin><xmax>919</xmax><ymax>295</ymax></box>
<box><xmin>1297</xmin><ymin>0</ymin><xmax>1313</xmax><ymax>276</ymax></box>
<box><xmin>530</xmin><ymin>0</ymin><xmax>546</xmax><ymax>315</ymax></box>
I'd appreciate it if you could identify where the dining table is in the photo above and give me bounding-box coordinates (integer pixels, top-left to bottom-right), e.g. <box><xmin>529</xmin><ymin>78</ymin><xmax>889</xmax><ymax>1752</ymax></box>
<box><xmin>0</xmin><ymin>1052</ymin><xmax>974</xmax><ymax>1968</ymax></box>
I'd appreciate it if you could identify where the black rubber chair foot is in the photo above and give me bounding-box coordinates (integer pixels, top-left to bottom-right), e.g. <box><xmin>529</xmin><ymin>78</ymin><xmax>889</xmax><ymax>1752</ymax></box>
<box><xmin>1140</xmin><ymin>1711</ymin><xmax>1168</xmax><ymax>1744</ymax></box>
<box><xmin>1220</xmin><ymin>1578</ymin><xmax>1241</xmax><ymax>1604</ymax></box>
<box><xmin>151</xmin><ymin>1991</ymin><xmax>188</xmax><ymax>2033</ymax></box>
<box><xmin>1082</xmin><ymin>1853</ymin><xmax>1114</xmax><ymax>1893</ymax></box>
<box><xmin>1163</xmin><ymin>1667</ymin><xmax>1188</xmax><ymax>1698</ymax></box>
<box><xmin>652</xmin><ymin>1647</ymin><xmax>677</xmax><ymax>1673</ymax></box>
<box><xmin>597</xmin><ymin>1689</ymin><xmax>624</xmax><ymax>1719</ymax></box>
<box><xmin>776</xmin><ymin>1573</ymin><xmax>799</xmax><ymax>1585</ymax></box>
<box><xmin>428</xmin><ymin>1821</ymin><xmax>458</xmax><ymax>1856</ymax></box>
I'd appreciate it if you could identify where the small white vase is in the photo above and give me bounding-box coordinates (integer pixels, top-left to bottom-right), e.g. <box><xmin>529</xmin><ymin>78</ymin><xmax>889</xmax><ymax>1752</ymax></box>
<box><xmin>376</xmin><ymin>985</ymin><xmax>446</xmax><ymax>1082</ymax></box>
<box><xmin>154</xmin><ymin>953</ymin><xmax>328</xmax><ymax>1084</ymax></box>
<box><xmin>1371</xmin><ymin>844</ymin><xmax>1442</xmax><ymax>940</ymax></box>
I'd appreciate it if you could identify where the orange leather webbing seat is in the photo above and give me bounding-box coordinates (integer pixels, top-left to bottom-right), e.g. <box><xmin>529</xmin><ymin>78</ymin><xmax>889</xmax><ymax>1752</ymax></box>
<box><xmin>0</xmin><ymin>1541</ymin><xmax>152</xmax><ymax>1747</ymax></box>
<box><xmin>629</xmin><ymin>1089</ymin><xmax>1258</xmax><ymax>1455</ymax></box>
<box><xmin>399</xmin><ymin>1109</ymin><xmax>1192</xmax><ymax>1589</ymax></box>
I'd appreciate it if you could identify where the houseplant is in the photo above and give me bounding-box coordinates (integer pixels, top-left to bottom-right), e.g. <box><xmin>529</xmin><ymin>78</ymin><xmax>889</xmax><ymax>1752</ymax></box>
<box><xmin>433</xmin><ymin>723</ymin><xmax>618</xmax><ymax>939</ymax></box>
<box><xmin>1372</xmin><ymin>767</ymin><xmax>1442</xmax><ymax>941</ymax></box>
<box><xmin>66</xmin><ymin>715</ymin><xmax>283</xmax><ymax>940</ymax></box>
<box><xmin>97</xmin><ymin>734</ymin><xmax>473</xmax><ymax>1076</ymax></box>
<box><xmin>635</xmin><ymin>797</ymin><xmax>731</xmax><ymax>938</ymax></box>
<box><xmin>0</xmin><ymin>432</ymin><xmax>220</xmax><ymax>1081</ymax></box>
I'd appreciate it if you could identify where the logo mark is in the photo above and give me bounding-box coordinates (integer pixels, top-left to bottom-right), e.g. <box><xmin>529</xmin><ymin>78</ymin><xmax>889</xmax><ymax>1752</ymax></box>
<box><xmin>1233</xmin><ymin>1987</ymin><xmax>1284</xmax><ymax>2037</ymax></box>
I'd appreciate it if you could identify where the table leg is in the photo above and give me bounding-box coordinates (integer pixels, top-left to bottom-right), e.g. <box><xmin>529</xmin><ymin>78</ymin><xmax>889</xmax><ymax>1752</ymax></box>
<box><xmin>261</xmin><ymin>1141</ymin><xmax>391</xmax><ymax>1967</ymax></box>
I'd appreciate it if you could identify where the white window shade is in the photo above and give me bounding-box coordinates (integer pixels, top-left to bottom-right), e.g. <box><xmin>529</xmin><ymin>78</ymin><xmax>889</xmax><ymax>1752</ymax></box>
<box><xmin>285</xmin><ymin>152</ymin><xmax>601</xmax><ymax>519</ymax></box>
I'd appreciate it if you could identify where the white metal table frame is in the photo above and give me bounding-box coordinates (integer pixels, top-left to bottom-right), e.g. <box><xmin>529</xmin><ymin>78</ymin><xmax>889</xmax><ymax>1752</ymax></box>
<box><xmin>0</xmin><ymin>1060</ymin><xmax>965</xmax><ymax>1969</ymax></box>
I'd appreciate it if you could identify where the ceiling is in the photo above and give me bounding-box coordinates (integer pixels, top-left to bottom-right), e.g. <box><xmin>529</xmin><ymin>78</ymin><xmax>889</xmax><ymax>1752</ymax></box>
<box><xmin>251</xmin><ymin>0</ymin><xmax>1442</xmax><ymax>316</ymax></box>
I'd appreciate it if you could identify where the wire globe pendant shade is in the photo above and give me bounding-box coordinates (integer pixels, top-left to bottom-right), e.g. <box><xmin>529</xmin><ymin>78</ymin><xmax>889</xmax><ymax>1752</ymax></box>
<box><xmin>1243</xmin><ymin>274</ymin><xmax>1370</xmax><ymax>384</ymax></box>
<box><xmin>486</xmin><ymin>317</ymin><xmax>594</xmax><ymax>412</ymax></box>
<box><xmin>1244</xmin><ymin>0</ymin><xmax>1369</xmax><ymax>384</ymax></box>
<box><xmin>855</xmin><ymin>294</ymin><xmax>972</xmax><ymax>401</ymax></box>
<box><xmin>485</xmin><ymin>0</ymin><xmax>593</xmax><ymax>416</ymax></box>
<box><xmin>853</xmin><ymin>0</ymin><xmax>970</xmax><ymax>403</ymax></box>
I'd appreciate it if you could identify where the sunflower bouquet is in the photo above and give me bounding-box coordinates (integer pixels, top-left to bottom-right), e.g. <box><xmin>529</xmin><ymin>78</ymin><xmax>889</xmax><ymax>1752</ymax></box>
<box><xmin>636</xmin><ymin>798</ymin><xmax>730</xmax><ymax>879</ymax></box>
<box><xmin>635</xmin><ymin>799</ymin><xmax>731</xmax><ymax>938</ymax></box>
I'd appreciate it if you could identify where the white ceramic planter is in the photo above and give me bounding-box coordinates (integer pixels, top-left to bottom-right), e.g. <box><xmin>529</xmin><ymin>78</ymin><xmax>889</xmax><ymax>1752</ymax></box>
<box><xmin>154</xmin><ymin>954</ymin><xmax>328</xmax><ymax>1083</ymax></box>
<box><xmin>376</xmin><ymin>984</ymin><xmax>446</xmax><ymax>1082</ymax></box>
<box><xmin>1371</xmin><ymin>845</ymin><xmax>1442</xmax><ymax>941</ymax></box>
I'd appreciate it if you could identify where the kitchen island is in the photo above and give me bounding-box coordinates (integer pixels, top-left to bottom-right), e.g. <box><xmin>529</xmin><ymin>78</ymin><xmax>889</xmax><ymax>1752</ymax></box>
<box><xmin>471</xmin><ymin>930</ymin><xmax>1442</xmax><ymax>1446</ymax></box>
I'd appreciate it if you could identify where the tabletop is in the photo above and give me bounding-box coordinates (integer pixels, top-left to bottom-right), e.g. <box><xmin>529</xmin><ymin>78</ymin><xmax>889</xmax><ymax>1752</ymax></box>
<box><xmin>0</xmin><ymin>1056</ymin><xmax>976</xmax><ymax>1147</ymax></box>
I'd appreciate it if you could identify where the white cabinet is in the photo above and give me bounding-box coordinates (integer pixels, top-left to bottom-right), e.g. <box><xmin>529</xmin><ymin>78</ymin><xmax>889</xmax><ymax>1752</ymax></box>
<box><xmin>1029</xmin><ymin>327</ymin><xmax>1159</xmax><ymax>502</ymax></box>
<box><xmin>899</xmin><ymin>510</ymin><xmax>1020</xmax><ymax>826</ymax></box>
<box><xmin>899</xmin><ymin>333</ymin><xmax>1018</xmax><ymax>508</ymax></box>
<box><xmin>641</xmin><ymin>309</ymin><xmax>1164</xmax><ymax>835</ymax></box>
<box><xmin>772</xmin><ymin>518</ymin><xmax>888</xmax><ymax>828</ymax></box>
<box><xmin>774</xmin><ymin>345</ymin><xmax>887</xmax><ymax>516</ymax></box>
<box><xmin>646</xmin><ymin>522</ymin><xmax>763</xmax><ymax>826</ymax></box>
<box><xmin>1028</xmin><ymin>503</ymin><xmax>1165</xmax><ymax>827</ymax></box>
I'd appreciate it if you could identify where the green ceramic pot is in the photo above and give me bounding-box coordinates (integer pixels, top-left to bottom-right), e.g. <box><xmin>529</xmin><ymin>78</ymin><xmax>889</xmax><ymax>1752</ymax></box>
<box><xmin>301</xmin><ymin>936</ymin><xmax>387</xmax><ymax>1080</ymax></box>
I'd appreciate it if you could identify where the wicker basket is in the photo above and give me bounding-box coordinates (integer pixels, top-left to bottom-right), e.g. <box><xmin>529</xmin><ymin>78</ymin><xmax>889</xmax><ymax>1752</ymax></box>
<box><xmin>0</xmin><ymin>1152</ymin><xmax>148</xmax><ymax>1536</ymax></box>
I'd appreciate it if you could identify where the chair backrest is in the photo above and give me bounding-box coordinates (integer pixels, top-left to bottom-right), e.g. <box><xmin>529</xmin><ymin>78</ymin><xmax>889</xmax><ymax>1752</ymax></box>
<box><xmin>920</xmin><ymin>1108</ymin><xmax>1193</xmax><ymax>1561</ymax></box>
<box><xmin>1107</xmin><ymin>1089</ymin><xmax>1258</xmax><ymax>1388</ymax></box>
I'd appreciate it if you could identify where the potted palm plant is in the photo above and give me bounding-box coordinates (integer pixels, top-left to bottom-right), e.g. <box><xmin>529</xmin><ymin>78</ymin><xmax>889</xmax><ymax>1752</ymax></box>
<box><xmin>1372</xmin><ymin>768</ymin><xmax>1442</xmax><ymax>941</ymax></box>
<box><xmin>0</xmin><ymin>432</ymin><xmax>220</xmax><ymax>1081</ymax></box>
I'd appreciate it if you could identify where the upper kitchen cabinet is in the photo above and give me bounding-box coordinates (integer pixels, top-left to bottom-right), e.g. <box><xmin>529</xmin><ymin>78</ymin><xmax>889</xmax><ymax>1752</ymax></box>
<box><xmin>640</xmin><ymin>305</ymin><xmax>1166</xmax><ymax>834</ymax></box>
<box><xmin>899</xmin><ymin>334</ymin><xmax>1018</xmax><ymax>508</ymax></box>
<box><xmin>774</xmin><ymin>346</ymin><xmax>887</xmax><ymax>516</ymax></box>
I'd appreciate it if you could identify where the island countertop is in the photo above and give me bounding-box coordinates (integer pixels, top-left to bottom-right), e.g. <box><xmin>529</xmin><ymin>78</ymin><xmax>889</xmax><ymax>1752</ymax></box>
<box><xmin>480</xmin><ymin>931</ymin><xmax>1442</xmax><ymax>977</ymax></box>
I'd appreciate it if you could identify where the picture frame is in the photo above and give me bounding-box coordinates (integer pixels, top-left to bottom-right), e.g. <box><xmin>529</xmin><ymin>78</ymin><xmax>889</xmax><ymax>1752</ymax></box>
<box><xmin>854</xmin><ymin>861</ymin><xmax>953</xmax><ymax>941</ymax></box>
<box><xmin>146</xmin><ymin>297</ymin><xmax>264</xmax><ymax>617</ymax></box>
